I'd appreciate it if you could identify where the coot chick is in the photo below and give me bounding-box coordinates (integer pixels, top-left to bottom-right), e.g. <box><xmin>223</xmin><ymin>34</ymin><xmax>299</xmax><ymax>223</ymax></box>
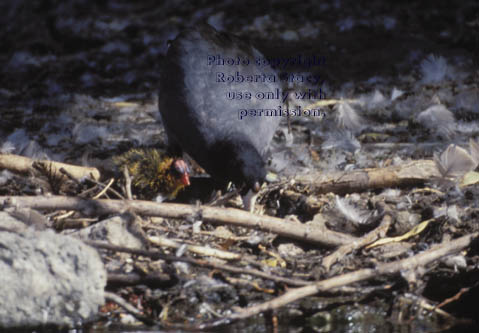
<box><xmin>159</xmin><ymin>24</ymin><xmax>281</xmax><ymax>209</ymax></box>
<box><xmin>114</xmin><ymin>148</ymin><xmax>190</xmax><ymax>201</ymax></box>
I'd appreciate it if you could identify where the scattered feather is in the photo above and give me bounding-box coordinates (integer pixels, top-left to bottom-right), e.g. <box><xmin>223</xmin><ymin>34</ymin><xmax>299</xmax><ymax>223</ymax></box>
<box><xmin>72</xmin><ymin>123</ymin><xmax>109</xmax><ymax>145</ymax></box>
<box><xmin>21</xmin><ymin>140</ymin><xmax>47</xmax><ymax>159</ymax></box>
<box><xmin>322</xmin><ymin>131</ymin><xmax>361</xmax><ymax>153</ymax></box>
<box><xmin>366</xmin><ymin>89</ymin><xmax>387</xmax><ymax>109</ymax></box>
<box><xmin>335</xmin><ymin>195</ymin><xmax>370</xmax><ymax>225</ymax></box>
<box><xmin>279</xmin><ymin>128</ymin><xmax>294</xmax><ymax>147</ymax></box>
<box><xmin>434</xmin><ymin>205</ymin><xmax>459</xmax><ymax>222</ymax></box>
<box><xmin>420</xmin><ymin>54</ymin><xmax>448</xmax><ymax>84</ymax></box>
<box><xmin>0</xmin><ymin>141</ymin><xmax>15</xmax><ymax>154</ymax></box>
<box><xmin>4</xmin><ymin>128</ymin><xmax>30</xmax><ymax>153</ymax></box>
<box><xmin>391</xmin><ymin>87</ymin><xmax>404</xmax><ymax>101</ymax></box>
<box><xmin>416</xmin><ymin>104</ymin><xmax>455</xmax><ymax>139</ymax></box>
<box><xmin>381</xmin><ymin>189</ymin><xmax>402</xmax><ymax>198</ymax></box>
<box><xmin>434</xmin><ymin>144</ymin><xmax>478</xmax><ymax>179</ymax></box>
<box><xmin>334</xmin><ymin>102</ymin><xmax>363</xmax><ymax>131</ymax></box>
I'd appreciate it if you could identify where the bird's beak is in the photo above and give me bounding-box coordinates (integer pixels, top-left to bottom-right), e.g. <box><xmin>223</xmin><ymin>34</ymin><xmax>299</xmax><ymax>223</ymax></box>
<box><xmin>180</xmin><ymin>173</ymin><xmax>190</xmax><ymax>186</ymax></box>
<box><xmin>242</xmin><ymin>189</ymin><xmax>258</xmax><ymax>212</ymax></box>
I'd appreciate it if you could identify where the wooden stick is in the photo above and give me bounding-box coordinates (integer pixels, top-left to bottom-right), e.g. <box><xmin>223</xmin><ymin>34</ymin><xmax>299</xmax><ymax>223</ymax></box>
<box><xmin>0</xmin><ymin>153</ymin><xmax>100</xmax><ymax>181</ymax></box>
<box><xmin>295</xmin><ymin>159</ymin><xmax>440</xmax><ymax>194</ymax></box>
<box><xmin>0</xmin><ymin>196</ymin><xmax>358</xmax><ymax>247</ymax></box>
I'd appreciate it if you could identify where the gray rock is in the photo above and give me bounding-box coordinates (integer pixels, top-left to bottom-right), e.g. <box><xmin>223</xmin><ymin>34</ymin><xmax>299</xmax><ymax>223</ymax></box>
<box><xmin>0</xmin><ymin>226</ymin><xmax>106</xmax><ymax>328</ymax></box>
<box><xmin>0</xmin><ymin>211</ymin><xmax>27</xmax><ymax>233</ymax></box>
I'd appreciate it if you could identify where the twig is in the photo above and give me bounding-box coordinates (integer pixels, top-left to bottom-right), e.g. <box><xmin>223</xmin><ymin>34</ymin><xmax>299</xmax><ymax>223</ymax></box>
<box><xmin>122</xmin><ymin>165</ymin><xmax>133</xmax><ymax>200</ymax></box>
<box><xmin>53</xmin><ymin>178</ymin><xmax>116</xmax><ymax>226</ymax></box>
<box><xmin>0</xmin><ymin>196</ymin><xmax>358</xmax><ymax>246</ymax></box>
<box><xmin>93</xmin><ymin>178</ymin><xmax>115</xmax><ymax>199</ymax></box>
<box><xmin>84</xmin><ymin>177</ymin><xmax>125</xmax><ymax>199</ymax></box>
<box><xmin>435</xmin><ymin>287</ymin><xmax>471</xmax><ymax>310</ymax></box>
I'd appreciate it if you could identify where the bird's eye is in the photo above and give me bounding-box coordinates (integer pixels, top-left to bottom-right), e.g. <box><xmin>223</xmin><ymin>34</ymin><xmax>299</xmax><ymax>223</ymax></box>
<box><xmin>172</xmin><ymin>159</ymin><xmax>191</xmax><ymax>186</ymax></box>
<box><xmin>173</xmin><ymin>159</ymin><xmax>190</xmax><ymax>175</ymax></box>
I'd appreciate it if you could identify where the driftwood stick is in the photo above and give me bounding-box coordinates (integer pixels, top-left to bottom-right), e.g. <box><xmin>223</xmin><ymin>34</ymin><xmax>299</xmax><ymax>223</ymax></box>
<box><xmin>0</xmin><ymin>153</ymin><xmax>100</xmax><ymax>181</ymax></box>
<box><xmin>295</xmin><ymin>159</ymin><xmax>440</xmax><ymax>194</ymax></box>
<box><xmin>229</xmin><ymin>232</ymin><xmax>478</xmax><ymax>320</ymax></box>
<box><xmin>0</xmin><ymin>196</ymin><xmax>357</xmax><ymax>246</ymax></box>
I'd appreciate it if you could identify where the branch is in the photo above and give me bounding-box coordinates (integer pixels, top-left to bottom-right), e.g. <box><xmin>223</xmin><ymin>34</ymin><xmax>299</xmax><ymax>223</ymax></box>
<box><xmin>0</xmin><ymin>196</ymin><xmax>357</xmax><ymax>246</ymax></box>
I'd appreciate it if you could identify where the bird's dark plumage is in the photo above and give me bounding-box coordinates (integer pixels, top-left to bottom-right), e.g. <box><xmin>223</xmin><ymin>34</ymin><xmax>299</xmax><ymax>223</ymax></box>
<box><xmin>159</xmin><ymin>24</ymin><xmax>280</xmax><ymax>192</ymax></box>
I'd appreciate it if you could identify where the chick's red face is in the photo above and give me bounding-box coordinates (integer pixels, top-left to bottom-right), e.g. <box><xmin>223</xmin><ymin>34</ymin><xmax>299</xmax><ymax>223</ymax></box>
<box><xmin>173</xmin><ymin>159</ymin><xmax>190</xmax><ymax>186</ymax></box>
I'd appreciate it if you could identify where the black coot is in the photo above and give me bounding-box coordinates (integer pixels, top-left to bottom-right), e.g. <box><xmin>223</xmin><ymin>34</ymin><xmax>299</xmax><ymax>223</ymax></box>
<box><xmin>159</xmin><ymin>24</ymin><xmax>281</xmax><ymax>205</ymax></box>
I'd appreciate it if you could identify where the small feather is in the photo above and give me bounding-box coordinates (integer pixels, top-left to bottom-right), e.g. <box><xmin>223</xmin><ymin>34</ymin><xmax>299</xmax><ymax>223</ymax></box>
<box><xmin>416</xmin><ymin>104</ymin><xmax>455</xmax><ymax>139</ymax></box>
<box><xmin>367</xmin><ymin>89</ymin><xmax>386</xmax><ymax>109</ymax></box>
<box><xmin>335</xmin><ymin>196</ymin><xmax>370</xmax><ymax>225</ymax></box>
<box><xmin>420</xmin><ymin>54</ymin><xmax>448</xmax><ymax>84</ymax></box>
<box><xmin>434</xmin><ymin>144</ymin><xmax>478</xmax><ymax>179</ymax></box>
<box><xmin>391</xmin><ymin>87</ymin><xmax>404</xmax><ymax>101</ymax></box>
<box><xmin>334</xmin><ymin>102</ymin><xmax>363</xmax><ymax>131</ymax></box>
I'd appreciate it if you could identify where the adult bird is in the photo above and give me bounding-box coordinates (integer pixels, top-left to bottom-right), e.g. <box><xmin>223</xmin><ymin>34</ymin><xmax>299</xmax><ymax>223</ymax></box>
<box><xmin>159</xmin><ymin>24</ymin><xmax>281</xmax><ymax>209</ymax></box>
